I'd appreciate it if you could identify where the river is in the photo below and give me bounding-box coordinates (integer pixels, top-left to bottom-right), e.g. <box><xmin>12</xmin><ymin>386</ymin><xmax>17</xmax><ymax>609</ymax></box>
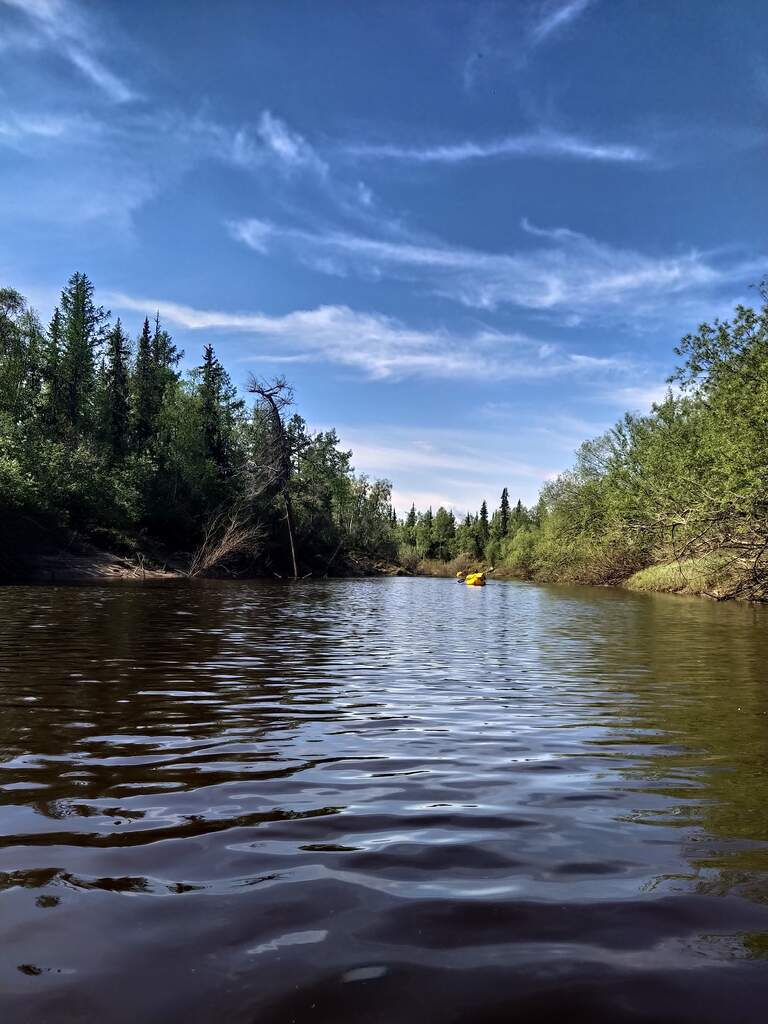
<box><xmin>1</xmin><ymin>577</ymin><xmax>768</xmax><ymax>1022</ymax></box>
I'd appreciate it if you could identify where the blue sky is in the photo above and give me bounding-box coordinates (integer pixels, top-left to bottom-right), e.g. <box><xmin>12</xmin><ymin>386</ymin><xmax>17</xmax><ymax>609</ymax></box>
<box><xmin>1</xmin><ymin>0</ymin><xmax>766</xmax><ymax>513</ymax></box>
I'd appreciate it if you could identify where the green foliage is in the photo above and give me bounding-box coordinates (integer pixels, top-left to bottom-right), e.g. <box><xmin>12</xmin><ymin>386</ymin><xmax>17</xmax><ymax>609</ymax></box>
<box><xmin>399</xmin><ymin>292</ymin><xmax>768</xmax><ymax>599</ymax></box>
<box><xmin>100</xmin><ymin>319</ymin><xmax>131</xmax><ymax>459</ymax></box>
<box><xmin>59</xmin><ymin>272</ymin><xmax>109</xmax><ymax>433</ymax></box>
<box><xmin>0</xmin><ymin>274</ymin><xmax>397</xmax><ymax>576</ymax></box>
<box><xmin>415</xmin><ymin>507</ymin><xmax>434</xmax><ymax>557</ymax></box>
<box><xmin>432</xmin><ymin>506</ymin><xmax>455</xmax><ymax>560</ymax></box>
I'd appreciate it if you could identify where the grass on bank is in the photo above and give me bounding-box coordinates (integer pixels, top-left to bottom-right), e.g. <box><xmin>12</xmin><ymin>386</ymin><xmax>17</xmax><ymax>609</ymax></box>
<box><xmin>624</xmin><ymin>553</ymin><xmax>740</xmax><ymax>598</ymax></box>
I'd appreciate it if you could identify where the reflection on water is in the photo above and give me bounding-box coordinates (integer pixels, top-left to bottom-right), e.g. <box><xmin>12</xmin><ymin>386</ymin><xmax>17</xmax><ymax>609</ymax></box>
<box><xmin>1</xmin><ymin>578</ymin><xmax>767</xmax><ymax>1022</ymax></box>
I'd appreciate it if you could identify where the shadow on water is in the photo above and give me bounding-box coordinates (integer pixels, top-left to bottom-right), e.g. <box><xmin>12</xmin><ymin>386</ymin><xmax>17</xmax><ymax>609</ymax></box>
<box><xmin>1</xmin><ymin>578</ymin><xmax>768</xmax><ymax>1022</ymax></box>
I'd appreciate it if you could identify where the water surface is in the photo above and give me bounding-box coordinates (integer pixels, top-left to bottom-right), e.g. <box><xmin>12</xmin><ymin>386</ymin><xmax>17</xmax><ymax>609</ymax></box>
<box><xmin>1</xmin><ymin>578</ymin><xmax>768</xmax><ymax>1022</ymax></box>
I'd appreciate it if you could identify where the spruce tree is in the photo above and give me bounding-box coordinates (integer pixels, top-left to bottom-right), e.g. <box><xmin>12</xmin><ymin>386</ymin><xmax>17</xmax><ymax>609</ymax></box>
<box><xmin>432</xmin><ymin>506</ymin><xmax>455</xmax><ymax>560</ymax></box>
<box><xmin>133</xmin><ymin>317</ymin><xmax>155</xmax><ymax>449</ymax></box>
<box><xmin>415</xmin><ymin>507</ymin><xmax>434</xmax><ymax>558</ymax></box>
<box><xmin>499</xmin><ymin>487</ymin><xmax>510</xmax><ymax>536</ymax></box>
<box><xmin>152</xmin><ymin>313</ymin><xmax>182</xmax><ymax>374</ymax></box>
<box><xmin>479</xmin><ymin>500</ymin><xmax>489</xmax><ymax>539</ymax></box>
<box><xmin>200</xmin><ymin>343</ymin><xmax>242</xmax><ymax>479</ymax></box>
<box><xmin>511</xmin><ymin>499</ymin><xmax>527</xmax><ymax>531</ymax></box>
<box><xmin>151</xmin><ymin>312</ymin><xmax>182</xmax><ymax>412</ymax></box>
<box><xmin>403</xmin><ymin>503</ymin><xmax>417</xmax><ymax>546</ymax></box>
<box><xmin>102</xmin><ymin>319</ymin><xmax>131</xmax><ymax>459</ymax></box>
<box><xmin>41</xmin><ymin>307</ymin><xmax>64</xmax><ymax>431</ymax></box>
<box><xmin>59</xmin><ymin>272</ymin><xmax>108</xmax><ymax>433</ymax></box>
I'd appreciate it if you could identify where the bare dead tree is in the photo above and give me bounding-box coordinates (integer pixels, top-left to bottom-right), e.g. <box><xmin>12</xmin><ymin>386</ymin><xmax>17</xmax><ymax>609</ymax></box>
<box><xmin>247</xmin><ymin>375</ymin><xmax>299</xmax><ymax>579</ymax></box>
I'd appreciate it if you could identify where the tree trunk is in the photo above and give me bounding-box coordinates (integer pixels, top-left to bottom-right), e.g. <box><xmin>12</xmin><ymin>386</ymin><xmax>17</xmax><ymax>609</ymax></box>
<box><xmin>284</xmin><ymin>490</ymin><xmax>299</xmax><ymax>579</ymax></box>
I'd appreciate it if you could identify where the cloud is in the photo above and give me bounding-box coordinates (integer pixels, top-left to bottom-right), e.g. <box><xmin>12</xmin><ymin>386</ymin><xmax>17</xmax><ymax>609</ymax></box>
<box><xmin>603</xmin><ymin>383</ymin><xmax>678</xmax><ymax>411</ymax></box>
<box><xmin>459</xmin><ymin>0</ymin><xmax>597</xmax><ymax>91</ymax></box>
<box><xmin>346</xmin><ymin>129</ymin><xmax>648</xmax><ymax>165</ymax></box>
<box><xmin>228</xmin><ymin>217</ymin><xmax>271</xmax><ymax>253</ymax></box>
<box><xmin>344</xmin><ymin>438</ymin><xmax>548</xmax><ymax>478</ymax></box>
<box><xmin>0</xmin><ymin>105</ymin><xmax>339</xmax><ymax>231</ymax></box>
<box><xmin>229</xmin><ymin>216</ymin><xmax>763</xmax><ymax>323</ymax></box>
<box><xmin>530</xmin><ymin>0</ymin><xmax>595</xmax><ymax>47</ymax></box>
<box><xmin>0</xmin><ymin>0</ymin><xmax>136</xmax><ymax>102</ymax></box>
<box><xmin>66</xmin><ymin>48</ymin><xmax>134</xmax><ymax>104</ymax></box>
<box><xmin>0</xmin><ymin>113</ymin><xmax>73</xmax><ymax>140</ymax></box>
<box><xmin>356</xmin><ymin>181</ymin><xmax>375</xmax><ymax>207</ymax></box>
<box><xmin>332</xmin><ymin>424</ymin><xmax>563</xmax><ymax>514</ymax></box>
<box><xmin>107</xmin><ymin>291</ymin><xmax>633</xmax><ymax>383</ymax></box>
<box><xmin>255</xmin><ymin>110</ymin><xmax>329</xmax><ymax>177</ymax></box>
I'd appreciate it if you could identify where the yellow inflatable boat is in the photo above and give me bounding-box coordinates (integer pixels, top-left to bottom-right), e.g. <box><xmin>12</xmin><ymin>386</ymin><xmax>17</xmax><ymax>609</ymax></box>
<box><xmin>464</xmin><ymin>571</ymin><xmax>486</xmax><ymax>587</ymax></box>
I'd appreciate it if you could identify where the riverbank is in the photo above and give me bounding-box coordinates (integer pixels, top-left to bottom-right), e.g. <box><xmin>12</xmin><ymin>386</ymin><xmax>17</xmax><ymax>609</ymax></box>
<box><xmin>0</xmin><ymin>526</ymin><xmax>404</xmax><ymax>584</ymax></box>
<box><xmin>413</xmin><ymin>552</ymin><xmax>763</xmax><ymax>602</ymax></box>
<box><xmin>0</xmin><ymin>525</ymin><xmax>185</xmax><ymax>583</ymax></box>
<box><xmin>1</xmin><ymin>527</ymin><xmax>756</xmax><ymax>600</ymax></box>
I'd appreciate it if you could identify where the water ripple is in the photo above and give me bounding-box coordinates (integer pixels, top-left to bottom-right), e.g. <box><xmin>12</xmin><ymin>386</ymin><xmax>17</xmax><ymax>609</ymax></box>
<box><xmin>1</xmin><ymin>578</ymin><xmax>768</xmax><ymax>1022</ymax></box>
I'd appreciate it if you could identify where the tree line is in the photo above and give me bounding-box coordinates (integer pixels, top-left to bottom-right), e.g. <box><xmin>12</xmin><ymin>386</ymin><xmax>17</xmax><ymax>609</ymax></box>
<box><xmin>397</xmin><ymin>289</ymin><xmax>768</xmax><ymax>600</ymax></box>
<box><xmin>396</xmin><ymin>491</ymin><xmax>536</xmax><ymax>566</ymax></box>
<box><xmin>0</xmin><ymin>273</ymin><xmax>397</xmax><ymax>578</ymax></box>
<box><xmin>3</xmin><ymin>275</ymin><xmax>765</xmax><ymax>595</ymax></box>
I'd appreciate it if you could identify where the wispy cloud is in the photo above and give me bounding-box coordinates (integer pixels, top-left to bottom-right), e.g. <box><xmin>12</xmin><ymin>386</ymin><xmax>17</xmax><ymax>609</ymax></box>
<box><xmin>531</xmin><ymin>0</ymin><xmax>595</xmax><ymax>47</ymax></box>
<box><xmin>229</xmin><ymin>216</ymin><xmax>762</xmax><ymax>323</ymax></box>
<box><xmin>346</xmin><ymin>129</ymin><xmax>648</xmax><ymax>165</ymax></box>
<box><xmin>0</xmin><ymin>105</ymin><xmax>355</xmax><ymax>231</ymax></box>
<box><xmin>253</xmin><ymin>110</ymin><xmax>329</xmax><ymax>177</ymax></box>
<box><xmin>603</xmin><ymin>383</ymin><xmax>678</xmax><ymax>411</ymax></box>
<box><xmin>107</xmin><ymin>291</ymin><xmax>632</xmax><ymax>383</ymax></box>
<box><xmin>343</xmin><ymin>437</ymin><xmax>551</xmax><ymax>479</ymax></box>
<box><xmin>0</xmin><ymin>112</ymin><xmax>74</xmax><ymax>140</ymax></box>
<box><xmin>333</xmin><ymin>424</ymin><xmax>564</xmax><ymax>513</ymax></box>
<box><xmin>460</xmin><ymin>0</ymin><xmax>597</xmax><ymax>92</ymax></box>
<box><xmin>0</xmin><ymin>0</ymin><xmax>136</xmax><ymax>102</ymax></box>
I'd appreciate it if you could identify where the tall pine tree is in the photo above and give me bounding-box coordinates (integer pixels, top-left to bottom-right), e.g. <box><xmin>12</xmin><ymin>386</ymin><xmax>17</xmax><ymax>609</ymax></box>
<box><xmin>479</xmin><ymin>499</ymin><xmax>489</xmax><ymax>543</ymax></box>
<box><xmin>415</xmin><ymin>506</ymin><xmax>434</xmax><ymax>557</ymax></box>
<box><xmin>199</xmin><ymin>343</ymin><xmax>242</xmax><ymax>479</ymax></box>
<box><xmin>499</xmin><ymin>487</ymin><xmax>510</xmax><ymax>536</ymax></box>
<box><xmin>403</xmin><ymin>503</ymin><xmax>417</xmax><ymax>546</ymax></box>
<box><xmin>133</xmin><ymin>313</ymin><xmax>182</xmax><ymax>451</ymax></box>
<box><xmin>133</xmin><ymin>317</ymin><xmax>155</xmax><ymax>449</ymax></box>
<box><xmin>101</xmin><ymin>319</ymin><xmax>131</xmax><ymax>459</ymax></box>
<box><xmin>41</xmin><ymin>307</ymin><xmax>65</xmax><ymax>431</ymax></box>
<box><xmin>59</xmin><ymin>272</ymin><xmax>108</xmax><ymax>434</ymax></box>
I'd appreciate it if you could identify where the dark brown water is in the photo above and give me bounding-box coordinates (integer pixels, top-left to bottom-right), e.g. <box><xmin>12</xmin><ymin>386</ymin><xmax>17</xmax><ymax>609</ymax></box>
<box><xmin>1</xmin><ymin>578</ymin><xmax>768</xmax><ymax>1023</ymax></box>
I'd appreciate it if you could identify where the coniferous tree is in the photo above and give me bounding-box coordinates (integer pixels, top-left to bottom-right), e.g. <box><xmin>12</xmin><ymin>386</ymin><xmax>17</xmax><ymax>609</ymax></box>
<box><xmin>101</xmin><ymin>319</ymin><xmax>131</xmax><ymax>459</ymax></box>
<box><xmin>403</xmin><ymin>503</ymin><xmax>417</xmax><ymax>546</ymax></box>
<box><xmin>133</xmin><ymin>317</ymin><xmax>155</xmax><ymax>449</ymax></box>
<box><xmin>59</xmin><ymin>272</ymin><xmax>108</xmax><ymax>433</ymax></box>
<box><xmin>511</xmin><ymin>499</ymin><xmax>527</xmax><ymax>531</ymax></box>
<box><xmin>1</xmin><ymin>269</ymin><xmax>402</xmax><ymax>578</ymax></box>
<box><xmin>499</xmin><ymin>487</ymin><xmax>510</xmax><ymax>536</ymax></box>
<box><xmin>432</xmin><ymin>506</ymin><xmax>455</xmax><ymax>560</ymax></box>
<box><xmin>479</xmin><ymin>500</ymin><xmax>489</xmax><ymax>545</ymax></box>
<box><xmin>454</xmin><ymin>512</ymin><xmax>474</xmax><ymax>556</ymax></box>
<box><xmin>415</xmin><ymin>506</ymin><xmax>434</xmax><ymax>557</ymax></box>
<box><xmin>151</xmin><ymin>312</ymin><xmax>182</xmax><ymax>411</ymax></box>
<box><xmin>41</xmin><ymin>307</ymin><xmax>64</xmax><ymax>431</ymax></box>
<box><xmin>200</xmin><ymin>343</ymin><xmax>242</xmax><ymax>479</ymax></box>
<box><xmin>200</xmin><ymin>343</ymin><xmax>224</xmax><ymax>472</ymax></box>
